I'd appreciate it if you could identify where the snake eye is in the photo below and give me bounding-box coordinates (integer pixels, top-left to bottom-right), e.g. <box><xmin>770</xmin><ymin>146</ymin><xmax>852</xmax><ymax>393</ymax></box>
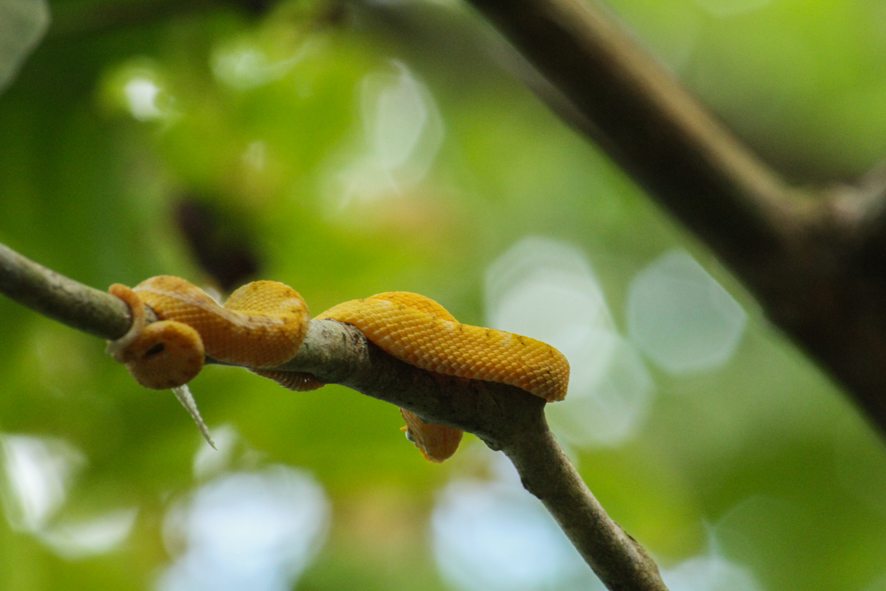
<box><xmin>404</xmin><ymin>429</ymin><xmax>416</xmax><ymax>444</ymax></box>
<box><xmin>144</xmin><ymin>343</ymin><xmax>166</xmax><ymax>358</ymax></box>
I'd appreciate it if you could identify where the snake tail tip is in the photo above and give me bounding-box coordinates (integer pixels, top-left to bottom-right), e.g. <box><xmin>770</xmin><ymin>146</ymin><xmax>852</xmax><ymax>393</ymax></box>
<box><xmin>171</xmin><ymin>385</ymin><xmax>216</xmax><ymax>450</ymax></box>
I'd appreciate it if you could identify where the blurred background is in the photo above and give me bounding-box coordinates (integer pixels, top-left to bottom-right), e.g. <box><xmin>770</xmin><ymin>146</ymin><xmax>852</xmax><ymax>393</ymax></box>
<box><xmin>1</xmin><ymin>0</ymin><xmax>884</xmax><ymax>589</ymax></box>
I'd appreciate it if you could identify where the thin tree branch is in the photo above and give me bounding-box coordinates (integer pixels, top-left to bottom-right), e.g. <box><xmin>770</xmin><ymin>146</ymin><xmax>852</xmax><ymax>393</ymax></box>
<box><xmin>0</xmin><ymin>242</ymin><xmax>668</xmax><ymax>591</ymax></box>
<box><xmin>503</xmin><ymin>415</ymin><xmax>666</xmax><ymax>590</ymax></box>
<box><xmin>464</xmin><ymin>0</ymin><xmax>886</xmax><ymax>433</ymax></box>
<box><xmin>0</xmin><ymin>243</ymin><xmax>133</xmax><ymax>338</ymax></box>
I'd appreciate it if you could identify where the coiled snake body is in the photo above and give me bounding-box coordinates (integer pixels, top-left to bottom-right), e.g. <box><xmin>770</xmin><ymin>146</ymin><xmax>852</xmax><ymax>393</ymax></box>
<box><xmin>108</xmin><ymin>276</ymin><xmax>569</xmax><ymax>462</ymax></box>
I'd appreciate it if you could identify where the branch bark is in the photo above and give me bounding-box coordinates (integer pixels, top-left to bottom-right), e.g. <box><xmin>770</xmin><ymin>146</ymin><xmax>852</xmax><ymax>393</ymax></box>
<box><xmin>465</xmin><ymin>0</ymin><xmax>886</xmax><ymax>433</ymax></box>
<box><xmin>0</xmin><ymin>243</ymin><xmax>133</xmax><ymax>338</ymax></box>
<box><xmin>0</xmin><ymin>242</ymin><xmax>668</xmax><ymax>591</ymax></box>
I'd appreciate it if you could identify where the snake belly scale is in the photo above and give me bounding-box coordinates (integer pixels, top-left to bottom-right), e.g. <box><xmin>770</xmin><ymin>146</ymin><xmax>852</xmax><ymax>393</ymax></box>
<box><xmin>108</xmin><ymin>275</ymin><xmax>570</xmax><ymax>462</ymax></box>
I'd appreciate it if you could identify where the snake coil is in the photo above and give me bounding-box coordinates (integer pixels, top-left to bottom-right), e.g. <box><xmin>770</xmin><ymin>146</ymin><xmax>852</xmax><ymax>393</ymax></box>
<box><xmin>109</xmin><ymin>275</ymin><xmax>569</xmax><ymax>461</ymax></box>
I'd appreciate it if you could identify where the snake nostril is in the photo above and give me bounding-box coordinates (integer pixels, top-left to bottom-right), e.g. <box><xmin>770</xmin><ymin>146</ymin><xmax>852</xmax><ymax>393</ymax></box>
<box><xmin>144</xmin><ymin>343</ymin><xmax>166</xmax><ymax>358</ymax></box>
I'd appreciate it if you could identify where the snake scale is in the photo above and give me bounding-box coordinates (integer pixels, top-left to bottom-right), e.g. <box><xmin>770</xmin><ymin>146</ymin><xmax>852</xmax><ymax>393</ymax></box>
<box><xmin>108</xmin><ymin>275</ymin><xmax>569</xmax><ymax>462</ymax></box>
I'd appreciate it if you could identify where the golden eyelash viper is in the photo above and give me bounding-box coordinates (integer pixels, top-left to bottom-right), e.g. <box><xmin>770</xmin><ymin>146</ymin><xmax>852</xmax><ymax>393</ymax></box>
<box><xmin>107</xmin><ymin>275</ymin><xmax>570</xmax><ymax>462</ymax></box>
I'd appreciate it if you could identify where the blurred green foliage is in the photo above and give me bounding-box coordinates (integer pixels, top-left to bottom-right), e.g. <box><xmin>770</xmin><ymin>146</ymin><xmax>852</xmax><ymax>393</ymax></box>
<box><xmin>0</xmin><ymin>1</ymin><xmax>884</xmax><ymax>590</ymax></box>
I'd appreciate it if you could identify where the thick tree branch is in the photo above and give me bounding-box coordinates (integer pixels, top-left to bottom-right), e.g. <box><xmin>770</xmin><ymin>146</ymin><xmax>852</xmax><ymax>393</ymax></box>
<box><xmin>0</xmin><ymin>242</ymin><xmax>667</xmax><ymax>591</ymax></box>
<box><xmin>840</xmin><ymin>163</ymin><xmax>886</xmax><ymax>255</ymax></box>
<box><xmin>465</xmin><ymin>0</ymin><xmax>886</xmax><ymax>433</ymax></box>
<box><xmin>466</xmin><ymin>0</ymin><xmax>802</xmax><ymax>270</ymax></box>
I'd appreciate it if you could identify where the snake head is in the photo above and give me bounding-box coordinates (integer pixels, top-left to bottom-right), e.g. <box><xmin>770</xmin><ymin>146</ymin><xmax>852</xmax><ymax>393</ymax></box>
<box><xmin>116</xmin><ymin>320</ymin><xmax>205</xmax><ymax>390</ymax></box>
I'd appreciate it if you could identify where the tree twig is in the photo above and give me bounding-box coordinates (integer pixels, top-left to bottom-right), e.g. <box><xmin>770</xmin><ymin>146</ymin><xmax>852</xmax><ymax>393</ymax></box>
<box><xmin>0</xmin><ymin>242</ymin><xmax>668</xmax><ymax>590</ymax></box>
<box><xmin>0</xmin><ymin>243</ymin><xmax>133</xmax><ymax>338</ymax></box>
<box><xmin>503</xmin><ymin>414</ymin><xmax>667</xmax><ymax>590</ymax></box>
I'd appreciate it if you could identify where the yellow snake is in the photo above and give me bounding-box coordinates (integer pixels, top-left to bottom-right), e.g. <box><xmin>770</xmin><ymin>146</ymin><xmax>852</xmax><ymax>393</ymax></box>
<box><xmin>107</xmin><ymin>276</ymin><xmax>569</xmax><ymax>462</ymax></box>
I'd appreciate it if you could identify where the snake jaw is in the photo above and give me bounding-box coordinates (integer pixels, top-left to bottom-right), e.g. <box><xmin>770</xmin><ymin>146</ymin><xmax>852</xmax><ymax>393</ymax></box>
<box><xmin>172</xmin><ymin>385</ymin><xmax>216</xmax><ymax>449</ymax></box>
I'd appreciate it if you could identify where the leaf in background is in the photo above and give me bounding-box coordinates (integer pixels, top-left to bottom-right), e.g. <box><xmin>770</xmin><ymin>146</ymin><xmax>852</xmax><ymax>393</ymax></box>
<box><xmin>0</xmin><ymin>0</ymin><xmax>49</xmax><ymax>93</ymax></box>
